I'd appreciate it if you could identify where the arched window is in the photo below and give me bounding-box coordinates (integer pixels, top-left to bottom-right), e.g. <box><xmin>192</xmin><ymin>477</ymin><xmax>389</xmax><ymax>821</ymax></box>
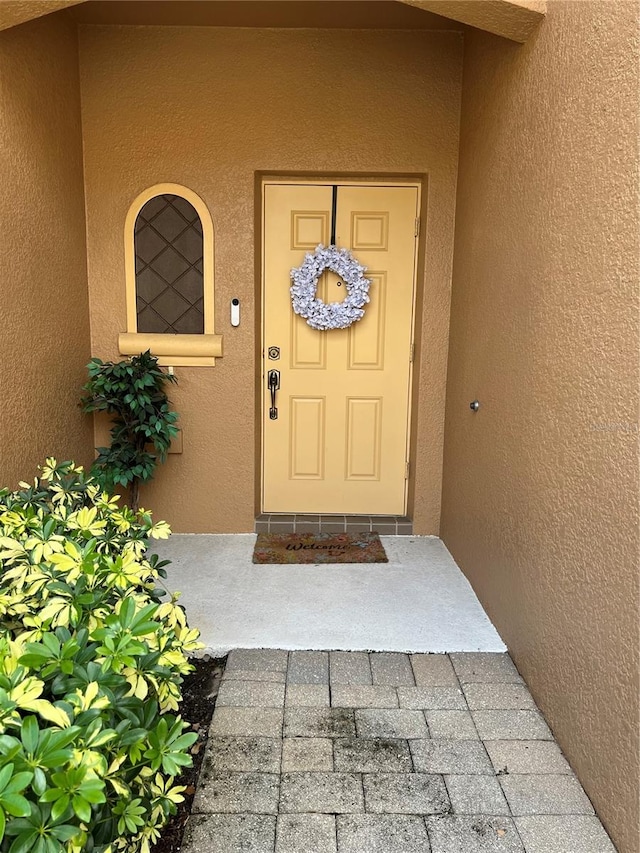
<box><xmin>119</xmin><ymin>183</ymin><xmax>222</xmax><ymax>366</ymax></box>
<box><xmin>135</xmin><ymin>193</ymin><xmax>204</xmax><ymax>334</ymax></box>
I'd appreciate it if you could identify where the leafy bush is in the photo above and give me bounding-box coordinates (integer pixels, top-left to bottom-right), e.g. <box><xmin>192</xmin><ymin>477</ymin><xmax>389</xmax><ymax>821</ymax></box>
<box><xmin>0</xmin><ymin>460</ymin><xmax>201</xmax><ymax>853</ymax></box>
<box><xmin>81</xmin><ymin>351</ymin><xmax>179</xmax><ymax>511</ymax></box>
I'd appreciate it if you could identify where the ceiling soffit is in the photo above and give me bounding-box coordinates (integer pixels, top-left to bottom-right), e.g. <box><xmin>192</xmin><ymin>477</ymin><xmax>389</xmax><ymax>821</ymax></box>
<box><xmin>398</xmin><ymin>0</ymin><xmax>546</xmax><ymax>42</ymax></box>
<box><xmin>0</xmin><ymin>0</ymin><xmax>85</xmax><ymax>32</ymax></box>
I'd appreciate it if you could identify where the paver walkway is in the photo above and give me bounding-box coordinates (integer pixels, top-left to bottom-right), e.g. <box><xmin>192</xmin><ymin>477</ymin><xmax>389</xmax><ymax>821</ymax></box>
<box><xmin>182</xmin><ymin>650</ymin><xmax>616</xmax><ymax>853</ymax></box>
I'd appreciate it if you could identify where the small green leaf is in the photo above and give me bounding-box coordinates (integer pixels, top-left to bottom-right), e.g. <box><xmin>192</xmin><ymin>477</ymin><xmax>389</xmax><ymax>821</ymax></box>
<box><xmin>20</xmin><ymin>718</ymin><xmax>38</xmax><ymax>756</ymax></box>
<box><xmin>32</xmin><ymin>769</ymin><xmax>46</xmax><ymax>797</ymax></box>
<box><xmin>0</xmin><ymin>765</ymin><xmax>13</xmax><ymax>794</ymax></box>
<box><xmin>9</xmin><ymin>828</ymin><xmax>39</xmax><ymax>853</ymax></box>
<box><xmin>49</xmin><ymin>826</ymin><xmax>78</xmax><ymax>843</ymax></box>
<box><xmin>4</xmin><ymin>772</ymin><xmax>33</xmax><ymax>796</ymax></box>
<box><xmin>50</xmin><ymin>794</ymin><xmax>69</xmax><ymax>824</ymax></box>
<box><xmin>1</xmin><ymin>793</ymin><xmax>32</xmax><ymax>818</ymax></box>
<box><xmin>71</xmin><ymin>796</ymin><xmax>91</xmax><ymax>824</ymax></box>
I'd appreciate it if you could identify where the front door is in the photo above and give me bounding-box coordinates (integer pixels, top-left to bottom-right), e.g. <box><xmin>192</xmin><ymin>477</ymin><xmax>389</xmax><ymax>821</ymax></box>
<box><xmin>262</xmin><ymin>182</ymin><xmax>419</xmax><ymax>514</ymax></box>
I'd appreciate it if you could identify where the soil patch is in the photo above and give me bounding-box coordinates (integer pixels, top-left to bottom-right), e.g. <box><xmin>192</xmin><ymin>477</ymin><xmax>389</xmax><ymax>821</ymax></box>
<box><xmin>152</xmin><ymin>655</ymin><xmax>225</xmax><ymax>853</ymax></box>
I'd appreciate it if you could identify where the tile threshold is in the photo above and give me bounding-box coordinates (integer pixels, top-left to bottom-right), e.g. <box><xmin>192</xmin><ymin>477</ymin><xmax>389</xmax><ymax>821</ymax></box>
<box><xmin>255</xmin><ymin>514</ymin><xmax>413</xmax><ymax>534</ymax></box>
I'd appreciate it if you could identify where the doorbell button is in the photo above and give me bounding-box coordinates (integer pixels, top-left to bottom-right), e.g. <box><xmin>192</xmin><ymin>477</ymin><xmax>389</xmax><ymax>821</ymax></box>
<box><xmin>231</xmin><ymin>298</ymin><xmax>240</xmax><ymax>326</ymax></box>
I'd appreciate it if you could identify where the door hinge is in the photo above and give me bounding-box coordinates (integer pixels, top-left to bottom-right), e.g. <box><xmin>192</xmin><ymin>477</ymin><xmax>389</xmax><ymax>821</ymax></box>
<box><xmin>405</xmin><ymin>461</ymin><xmax>410</xmax><ymax>480</ymax></box>
<box><xmin>414</xmin><ymin>217</ymin><xmax>420</xmax><ymax>238</ymax></box>
<box><xmin>410</xmin><ymin>342</ymin><xmax>415</xmax><ymax>363</ymax></box>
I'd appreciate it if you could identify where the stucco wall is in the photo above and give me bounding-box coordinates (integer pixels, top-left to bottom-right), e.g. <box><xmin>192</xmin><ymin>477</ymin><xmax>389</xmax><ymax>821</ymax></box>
<box><xmin>441</xmin><ymin>2</ymin><xmax>639</xmax><ymax>850</ymax></box>
<box><xmin>0</xmin><ymin>12</ymin><xmax>93</xmax><ymax>488</ymax></box>
<box><xmin>78</xmin><ymin>25</ymin><xmax>463</xmax><ymax>533</ymax></box>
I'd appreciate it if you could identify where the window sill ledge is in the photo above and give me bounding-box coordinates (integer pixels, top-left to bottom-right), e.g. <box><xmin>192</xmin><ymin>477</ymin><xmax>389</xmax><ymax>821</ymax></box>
<box><xmin>118</xmin><ymin>332</ymin><xmax>223</xmax><ymax>367</ymax></box>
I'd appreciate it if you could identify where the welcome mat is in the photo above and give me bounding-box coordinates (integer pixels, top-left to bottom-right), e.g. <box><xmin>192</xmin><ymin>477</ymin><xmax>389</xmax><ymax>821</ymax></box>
<box><xmin>252</xmin><ymin>531</ymin><xmax>388</xmax><ymax>564</ymax></box>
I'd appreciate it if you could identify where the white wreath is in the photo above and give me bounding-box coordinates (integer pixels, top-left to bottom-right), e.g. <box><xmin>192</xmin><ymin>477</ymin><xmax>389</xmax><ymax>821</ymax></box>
<box><xmin>290</xmin><ymin>244</ymin><xmax>371</xmax><ymax>330</ymax></box>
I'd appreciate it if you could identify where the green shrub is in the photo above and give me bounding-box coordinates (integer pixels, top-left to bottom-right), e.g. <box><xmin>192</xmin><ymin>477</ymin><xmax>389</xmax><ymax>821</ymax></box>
<box><xmin>81</xmin><ymin>351</ymin><xmax>179</xmax><ymax>511</ymax></box>
<box><xmin>0</xmin><ymin>460</ymin><xmax>201</xmax><ymax>853</ymax></box>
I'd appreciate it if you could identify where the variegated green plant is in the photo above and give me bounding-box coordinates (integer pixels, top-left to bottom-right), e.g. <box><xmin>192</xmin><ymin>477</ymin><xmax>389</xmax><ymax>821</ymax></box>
<box><xmin>0</xmin><ymin>460</ymin><xmax>202</xmax><ymax>853</ymax></box>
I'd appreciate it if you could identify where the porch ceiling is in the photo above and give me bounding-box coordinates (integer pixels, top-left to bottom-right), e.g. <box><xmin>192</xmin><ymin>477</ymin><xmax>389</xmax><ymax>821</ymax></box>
<box><xmin>1</xmin><ymin>0</ymin><xmax>544</xmax><ymax>39</ymax></box>
<box><xmin>69</xmin><ymin>0</ymin><xmax>455</xmax><ymax>29</ymax></box>
<box><xmin>0</xmin><ymin>0</ymin><xmax>84</xmax><ymax>31</ymax></box>
<box><xmin>397</xmin><ymin>0</ymin><xmax>546</xmax><ymax>42</ymax></box>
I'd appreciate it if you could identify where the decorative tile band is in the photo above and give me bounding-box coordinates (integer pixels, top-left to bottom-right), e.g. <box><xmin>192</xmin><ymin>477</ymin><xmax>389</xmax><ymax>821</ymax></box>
<box><xmin>255</xmin><ymin>515</ymin><xmax>412</xmax><ymax>535</ymax></box>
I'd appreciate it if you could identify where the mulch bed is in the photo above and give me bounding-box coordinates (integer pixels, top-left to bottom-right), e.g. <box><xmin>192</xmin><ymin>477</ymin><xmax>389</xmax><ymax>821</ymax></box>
<box><xmin>152</xmin><ymin>655</ymin><xmax>225</xmax><ymax>853</ymax></box>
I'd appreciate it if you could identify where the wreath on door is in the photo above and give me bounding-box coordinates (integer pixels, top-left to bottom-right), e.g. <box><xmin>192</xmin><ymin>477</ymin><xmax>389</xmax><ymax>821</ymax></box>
<box><xmin>290</xmin><ymin>244</ymin><xmax>371</xmax><ymax>331</ymax></box>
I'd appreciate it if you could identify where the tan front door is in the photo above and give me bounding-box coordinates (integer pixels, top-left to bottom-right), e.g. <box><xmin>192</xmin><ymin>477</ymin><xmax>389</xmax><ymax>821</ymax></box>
<box><xmin>262</xmin><ymin>182</ymin><xmax>419</xmax><ymax>514</ymax></box>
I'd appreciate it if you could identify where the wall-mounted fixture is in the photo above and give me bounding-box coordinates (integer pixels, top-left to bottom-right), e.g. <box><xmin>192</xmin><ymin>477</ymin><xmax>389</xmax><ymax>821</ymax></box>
<box><xmin>470</xmin><ymin>400</ymin><xmax>480</xmax><ymax>412</ymax></box>
<box><xmin>231</xmin><ymin>298</ymin><xmax>240</xmax><ymax>327</ymax></box>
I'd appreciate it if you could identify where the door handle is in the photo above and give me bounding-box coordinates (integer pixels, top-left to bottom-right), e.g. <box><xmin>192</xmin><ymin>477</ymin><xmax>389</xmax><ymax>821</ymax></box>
<box><xmin>268</xmin><ymin>369</ymin><xmax>280</xmax><ymax>420</ymax></box>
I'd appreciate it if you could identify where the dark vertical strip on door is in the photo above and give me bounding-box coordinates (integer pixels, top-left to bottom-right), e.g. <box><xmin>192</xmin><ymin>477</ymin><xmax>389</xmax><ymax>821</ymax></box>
<box><xmin>330</xmin><ymin>184</ymin><xmax>338</xmax><ymax>245</ymax></box>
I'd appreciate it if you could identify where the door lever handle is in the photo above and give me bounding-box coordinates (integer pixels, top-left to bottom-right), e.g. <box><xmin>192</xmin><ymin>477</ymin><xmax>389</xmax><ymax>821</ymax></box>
<box><xmin>268</xmin><ymin>369</ymin><xmax>280</xmax><ymax>420</ymax></box>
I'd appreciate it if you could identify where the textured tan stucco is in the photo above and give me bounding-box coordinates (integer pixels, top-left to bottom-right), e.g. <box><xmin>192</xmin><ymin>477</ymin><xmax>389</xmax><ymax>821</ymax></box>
<box><xmin>441</xmin><ymin>2</ymin><xmax>639</xmax><ymax>850</ymax></box>
<box><xmin>0</xmin><ymin>13</ymin><xmax>93</xmax><ymax>488</ymax></box>
<box><xmin>79</xmin><ymin>25</ymin><xmax>463</xmax><ymax>533</ymax></box>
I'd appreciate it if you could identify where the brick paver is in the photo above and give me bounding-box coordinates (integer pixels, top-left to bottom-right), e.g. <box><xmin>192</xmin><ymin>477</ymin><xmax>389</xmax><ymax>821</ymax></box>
<box><xmin>426</xmin><ymin>709</ymin><xmax>479</xmax><ymax>739</ymax></box>
<box><xmin>276</xmin><ymin>814</ymin><xmax>337</xmax><ymax>853</ymax></box>
<box><xmin>370</xmin><ymin>652</ymin><xmax>416</xmax><ymax>686</ymax></box>
<box><xmin>285</xmin><ymin>684</ymin><xmax>330</xmax><ymax>707</ymax></box>
<box><xmin>330</xmin><ymin>651</ymin><xmax>372</xmax><ymax>685</ymax></box>
<box><xmin>287</xmin><ymin>650</ymin><xmax>329</xmax><ymax>684</ymax></box>
<box><xmin>356</xmin><ymin>708</ymin><xmax>429</xmax><ymax>739</ymax></box>
<box><xmin>282</xmin><ymin>738</ymin><xmax>333</xmax><ymax>772</ymax></box>
<box><xmin>280</xmin><ymin>772</ymin><xmax>365</xmax><ymax>813</ymax></box>
<box><xmin>217</xmin><ymin>680</ymin><xmax>286</xmax><ymax>708</ymax></box>
<box><xmin>331</xmin><ymin>684</ymin><xmax>398</xmax><ymax>708</ymax></box>
<box><xmin>182</xmin><ymin>652</ymin><xmax>617</xmax><ymax>852</ymax></box>
<box><xmin>398</xmin><ymin>685</ymin><xmax>466</xmax><ymax>710</ymax></box>
<box><xmin>333</xmin><ymin>737</ymin><xmax>412</xmax><ymax>773</ymax></box>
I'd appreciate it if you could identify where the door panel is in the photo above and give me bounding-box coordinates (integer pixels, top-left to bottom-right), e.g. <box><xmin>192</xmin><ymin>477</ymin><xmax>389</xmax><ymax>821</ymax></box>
<box><xmin>345</xmin><ymin>397</ymin><xmax>382</xmax><ymax>480</ymax></box>
<box><xmin>262</xmin><ymin>183</ymin><xmax>418</xmax><ymax>514</ymax></box>
<box><xmin>290</xmin><ymin>397</ymin><xmax>325</xmax><ymax>480</ymax></box>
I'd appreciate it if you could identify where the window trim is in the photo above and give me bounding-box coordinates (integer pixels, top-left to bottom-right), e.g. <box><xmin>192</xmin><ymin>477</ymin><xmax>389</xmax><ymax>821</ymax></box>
<box><xmin>119</xmin><ymin>182</ymin><xmax>222</xmax><ymax>366</ymax></box>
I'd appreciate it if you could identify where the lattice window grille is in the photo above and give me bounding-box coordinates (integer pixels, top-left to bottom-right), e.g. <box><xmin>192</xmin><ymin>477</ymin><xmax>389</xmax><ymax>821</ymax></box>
<box><xmin>134</xmin><ymin>194</ymin><xmax>205</xmax><ymax>334</ymax></box>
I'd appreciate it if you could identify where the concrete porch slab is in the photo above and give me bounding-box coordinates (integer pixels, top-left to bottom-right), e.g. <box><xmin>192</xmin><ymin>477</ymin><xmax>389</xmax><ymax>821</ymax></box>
<box><xmin>154</xmin><ymin>535</ymin><xmax>506</xmax><ymax>656</ymax></box>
